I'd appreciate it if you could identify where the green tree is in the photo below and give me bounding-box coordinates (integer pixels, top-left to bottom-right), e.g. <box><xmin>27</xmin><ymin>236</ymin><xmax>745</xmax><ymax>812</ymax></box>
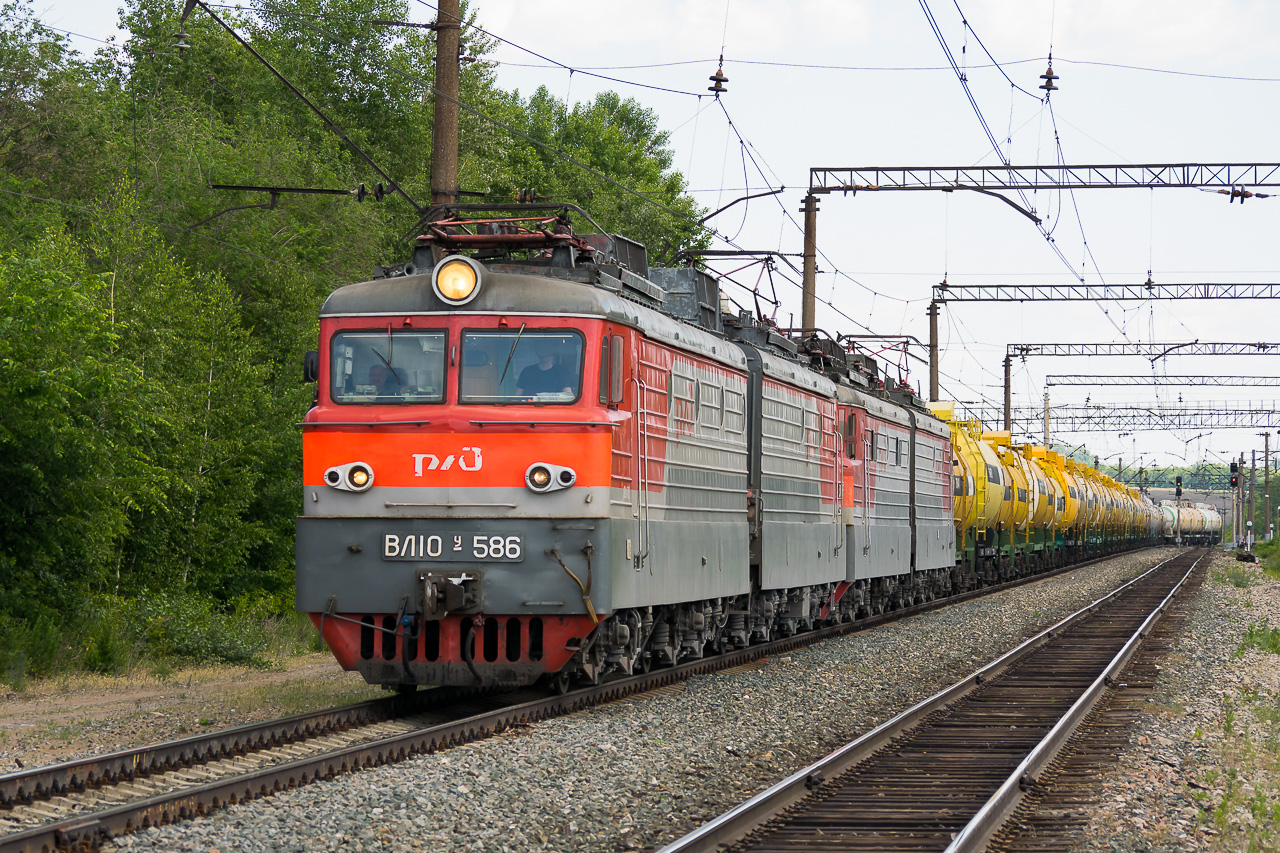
<box><xmin>487</xmin><ymin>87</ymin><xmax>709</xmax><ymax>263</ymax></box>
<box><xmin>0</xmin><ymin>230</ymin><xmax>161</xmax><ymax>614</ymax></box>
<box><xmin>0</xmin><ymin>0</ymin><xmax>709</xmax><ymax>647</ymax></box>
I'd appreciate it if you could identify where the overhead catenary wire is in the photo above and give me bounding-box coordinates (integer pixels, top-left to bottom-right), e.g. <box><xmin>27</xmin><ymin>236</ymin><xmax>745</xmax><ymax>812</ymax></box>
<box><xmin>710</xmin><ymin>99</ymin><xmax>924</xmax><ymax>308</ymax></box>
<box><xmin>0</xmin><ymin>184</ymin><xmax>340</xmax><ymax>286</ymax></box>
<box><xmin>239</xmin><ymin>0</ymin><xmax>727</xmax><ymax>247</ymax></box>
<box><xmin>407</xmin><ymin>0</ymin><xmax>704</xmax><ymax>99</ymax></box>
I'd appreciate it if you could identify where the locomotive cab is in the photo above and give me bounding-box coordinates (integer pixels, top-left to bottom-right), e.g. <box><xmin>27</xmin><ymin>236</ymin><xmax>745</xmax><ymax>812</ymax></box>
<box><xmin>298</xmin><ymin>254</ymin><xmax>635</xmax><ymax>689</ymax></box>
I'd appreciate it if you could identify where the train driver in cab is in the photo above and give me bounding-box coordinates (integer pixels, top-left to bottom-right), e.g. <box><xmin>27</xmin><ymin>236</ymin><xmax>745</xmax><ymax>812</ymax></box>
<box><xmin>516</xmin><ymin>340</ymin><xmax>575</xmax><ymax>398</ymax></box>
<box><xmin>368</xmin><ymin>363</ymin><xmax>401</xmax><ymax>398</ymax></box>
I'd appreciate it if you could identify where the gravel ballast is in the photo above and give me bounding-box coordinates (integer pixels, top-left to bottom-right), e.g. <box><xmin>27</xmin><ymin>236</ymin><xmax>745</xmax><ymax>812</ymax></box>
<box><xmin>1069</xmin><ymin>550</ymin><xmax>1280</xmax><ymax>853</ymax></box>
<box><xmin>92</xmin><ymin>548</ymin><xmax>1195</xmax><ymax>853</ymax></box>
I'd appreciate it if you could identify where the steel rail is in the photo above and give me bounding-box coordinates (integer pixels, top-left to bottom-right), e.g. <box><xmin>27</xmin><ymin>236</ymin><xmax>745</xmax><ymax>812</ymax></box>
<box><xmin>655</xmin><ymin>550</ymin><xmax>1198</xmax><ymax>853</ymax></box>
<box><xmin>1</xmin><ymin>546</ymin><xmax>1152</xmax><ymax>853</ymax></box>
<box><xmin>0</xmin><ymin>692</ymin><xmax>456</xmax><ymax>810</ymax></box>
<box><xmin>943</xmin><ymin>550</ymin><xmax>1203</xmax><ymax>852</ymax></box>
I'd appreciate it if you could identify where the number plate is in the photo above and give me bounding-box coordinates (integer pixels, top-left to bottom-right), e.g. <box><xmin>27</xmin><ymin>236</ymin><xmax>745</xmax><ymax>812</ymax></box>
<box><xmin>382</xmin><ymin>533</ymin><xmax>524</xmax><ymax>562</ymax></box>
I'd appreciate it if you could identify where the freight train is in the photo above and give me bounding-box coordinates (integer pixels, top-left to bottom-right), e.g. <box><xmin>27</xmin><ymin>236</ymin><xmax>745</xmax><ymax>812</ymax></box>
<box><xmin>296</xmin><ymin>206</ymin><xmax>1165</xmax><ymax>691</ymax></box>
<box><xmin>1159</xmin><ymin>499</ymin><xmax>1223</xmax><ymax>545</ymax></box>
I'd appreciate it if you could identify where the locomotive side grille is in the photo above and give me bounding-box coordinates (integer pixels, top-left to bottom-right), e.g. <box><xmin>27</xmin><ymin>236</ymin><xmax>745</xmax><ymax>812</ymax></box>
<box><xmin>381</xmin><ymin>615</ymin><xmax>396</xmax><ymax>660</ymax></box>
<box><xmin>483</xmin><ymin>618</ymin><xmax>499</xmax><ymax>663</ymax></box>
<box><xmin>528</xmin><ymin>618</ymin><xmax>544</xmax><ymax>661</ymax></box>
<box><xmin>506</xmin><ymin>618</ymin><xmax>521</xmax><ymax>662</ymax></box>
<box><xmin>360</xmin><ymin>616</ymin><xmax>375</xmax><ymax>660</ymax></box>
<box><xmin>423</xmin><ymin>620</ymin><xmax>440</xmax><ymax>661</ymax></box>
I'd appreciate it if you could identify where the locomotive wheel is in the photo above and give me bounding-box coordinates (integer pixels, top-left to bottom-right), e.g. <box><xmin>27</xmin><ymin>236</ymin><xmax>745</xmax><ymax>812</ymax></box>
<box><xmin>549</xmin><ymin>669</ymin><xmax>574</xmax><ymax>695</ymax></box>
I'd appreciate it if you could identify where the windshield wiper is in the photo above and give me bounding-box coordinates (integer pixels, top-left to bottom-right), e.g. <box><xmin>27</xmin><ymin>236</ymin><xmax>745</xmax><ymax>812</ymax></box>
<box><xmin>497</xmin><ymin>323</ymin><xmax>527</xmax><ymax>386</ymax></box>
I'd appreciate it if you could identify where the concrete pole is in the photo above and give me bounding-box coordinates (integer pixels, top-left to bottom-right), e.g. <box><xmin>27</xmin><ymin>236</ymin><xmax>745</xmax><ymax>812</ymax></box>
<box><xmin>1266</xmin><ymin>433</ymin><xmax>1272</xmax><ymax>541</ymax></box>
<box><xmin>1240</xmin><ymin>452</ymin><xmax>1247</xmax><ymax>545</ymax></box>
<box><xmin>430</xmin><ymin>0</ymin><xmax>461</xmax><ymax>208</ymax></box>
<box><xmin>1043</xmin><ymin>391</ymin><xmax>1050</xmax><ymax>446</ymax></box>
<box><xmin>927</xmin><ymin>300</ymin><xmax>939</xmax><ymax>402</ymax></box>
<box><xmin>801</xmin><ymin>195</ymin><xmax>818</xmax><ymax>330</ymax></box>
<box><xmin>1250</xmin><ymin>449</ymin><xmax>1257</xmax><ymax>548</ymax></box>
<box><xmin>1003</xmin><ymin>355</ymin><xmax>1012</xmax><ymax>432</ymax></box>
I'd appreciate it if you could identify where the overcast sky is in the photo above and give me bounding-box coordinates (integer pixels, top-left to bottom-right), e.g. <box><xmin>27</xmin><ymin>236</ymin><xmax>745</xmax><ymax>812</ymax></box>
<box><xmin>29</xmin><ymin>0</ymin><xmax>1280</xmax><ymax>481</ymax></box>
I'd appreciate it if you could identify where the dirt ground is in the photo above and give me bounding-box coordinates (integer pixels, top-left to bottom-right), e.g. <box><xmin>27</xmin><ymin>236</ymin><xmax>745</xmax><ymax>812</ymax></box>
<box><xmin>0</xmin><ymin>654</ymin><xmax>385</xmax><ymax>772</ymax></box>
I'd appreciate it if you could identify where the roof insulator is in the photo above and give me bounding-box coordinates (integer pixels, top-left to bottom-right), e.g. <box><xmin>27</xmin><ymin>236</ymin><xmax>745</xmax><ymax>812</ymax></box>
<box><xmin>1039</xmin><ymin>64</ymin><xmax>1058</xmax><ymax>93</ymax></box>
<box><xmin>708</xmin><ymin>54</ymin><xmax>728</xmax><ymax>96</ymax></box>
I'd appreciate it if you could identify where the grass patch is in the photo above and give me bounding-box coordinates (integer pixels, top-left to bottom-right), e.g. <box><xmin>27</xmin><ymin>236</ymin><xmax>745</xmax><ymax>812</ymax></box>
<box><xmin>1214</xmin><ymin>565</ymin><xmax>1256</xmax><ymax>589</ymax></box>
<box><xmin>0</xmin><ymin>590</ymin><xmax>323</xmax><ymax>689</ymax></box>
<box><xmin>1247</xmin><ymin>538</ymin><xmax>1280</xmax><ymax>580</ymax></box>
<box><xmin>1237</xmin><ymin>621</ymin><xmax>1280</xmax><ymax>658</ymax></box>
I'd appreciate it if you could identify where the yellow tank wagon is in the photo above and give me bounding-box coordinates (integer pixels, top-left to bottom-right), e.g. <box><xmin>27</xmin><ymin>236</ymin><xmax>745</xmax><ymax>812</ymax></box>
<box><xmin>930</xmin><ymin>403</ymin><xmax>1159</xmax><ymax>583</ymax></box>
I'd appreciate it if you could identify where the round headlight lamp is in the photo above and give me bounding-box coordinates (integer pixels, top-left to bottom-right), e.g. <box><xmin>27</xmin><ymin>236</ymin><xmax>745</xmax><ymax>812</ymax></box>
<box><xmin>432</xmin><ymin>255</ymin><xmax>483</xmax><ymax>305</ymax></box>
<box><xmin>348</xmin><ymin>465</ymin><xmax>371</xmax><ymax>489</ymax></box>
<box><xmin>527</xmin><ymin>465</ymin><xmax>553</xmax><ymax>491</ymax></box>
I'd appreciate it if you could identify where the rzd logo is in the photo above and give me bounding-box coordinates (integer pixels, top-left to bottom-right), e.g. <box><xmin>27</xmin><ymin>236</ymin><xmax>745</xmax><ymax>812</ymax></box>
<box><xmin>413</xmin><ymin>447</ymin><xmax>482</xmax><ymax>476</ymax></box>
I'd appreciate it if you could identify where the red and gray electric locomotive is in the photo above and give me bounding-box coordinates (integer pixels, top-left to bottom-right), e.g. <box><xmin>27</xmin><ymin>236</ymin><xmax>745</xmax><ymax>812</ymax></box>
<box><xmin>296</xmin><ymin>206</ymin><xmax>955</xmax><ymax>691</ymax></box>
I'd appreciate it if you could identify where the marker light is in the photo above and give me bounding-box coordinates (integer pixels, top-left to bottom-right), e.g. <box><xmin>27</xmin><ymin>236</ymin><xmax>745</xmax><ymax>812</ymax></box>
<box><xmin>432</xmin><ymin>256</ymin><xmax>483</xmax><ymax>305</ymax></box>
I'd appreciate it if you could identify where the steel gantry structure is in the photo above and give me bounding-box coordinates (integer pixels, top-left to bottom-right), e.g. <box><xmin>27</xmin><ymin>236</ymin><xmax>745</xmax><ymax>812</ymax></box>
<box><xmin>1001</xmin><ymin>342</ymin><xmax>1280</xmax><ymax>434</ymax></box>
<box><xmin>932</xmin><ymin>282</ymin><xmax>1280</xmax><ymax>302</ymax></box>
<box><xmin>798</xmin><ymin>162</ymin><xmax>1280</xmax><ymax>400</ymax></box>
<box><xmin>1047</xmin><ymin>375</ymin><xmax>1280</xmax><ymax>387</ymax></box>
<box><xmin>957</xmin><ymin>402</ymin><xmax>1280</xmax><ymax>435</ymax></box>
<box><xmin>812</xmin><ymin>164</ymin><xmax>1280</xmax><ymax>196</ymax></box>
<box><xmin>934</xmin><ymin>287</ymin><xmax>1280</xmax><ymax>407</ymax></box>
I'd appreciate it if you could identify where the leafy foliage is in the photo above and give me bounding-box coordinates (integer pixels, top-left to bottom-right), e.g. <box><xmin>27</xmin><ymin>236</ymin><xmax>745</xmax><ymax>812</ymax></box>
<box><xmin>0</xmin><ymin>0</ymin><xmax>706</xmax><ymax>672</ymax></box>
<box><xmin>0</xmin><ymin>229</ymin><xmax>161</xmax><ymax>614</ymax></box>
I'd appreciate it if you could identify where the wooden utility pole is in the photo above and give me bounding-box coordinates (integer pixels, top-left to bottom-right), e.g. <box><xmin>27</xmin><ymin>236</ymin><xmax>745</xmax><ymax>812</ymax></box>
<box><xmin>801</xmin><ymin>195</ymin><xmax>818</xmax><ymax>329</ymax></box>
<box><xmin>430</xmin><ymin>0</ymin><xmax>461</xmax><ymax>208</ymax></box>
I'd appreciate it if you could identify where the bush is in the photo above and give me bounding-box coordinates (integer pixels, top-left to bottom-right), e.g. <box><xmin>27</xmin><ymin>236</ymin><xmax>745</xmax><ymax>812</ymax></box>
<box><xmin>1255</xmin><ymin>540</ymin><xmax>1280</xmax><ymax>581</ymax></box>
<box><xmin>82</xmin><ymin>610</ymin><xmax>132</xmax><ymax>675</ymax></box>
<box><xmin>0</xmin><ymin>588</ymin><xmax>327</xmax><ymax>686</ymax></box>
<box><xmin>136</xmin><ymin>592</ymin><xmax>272</xmax><ymax>667</ymax></box>
<box><xmin>0</xmin><ymin>614</ymin><xmax>66</xmax><ymax>686</ymax></box>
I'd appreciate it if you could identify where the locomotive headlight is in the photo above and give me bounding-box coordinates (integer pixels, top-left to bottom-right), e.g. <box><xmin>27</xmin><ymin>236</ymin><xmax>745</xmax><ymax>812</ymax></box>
<box><xmin>527</xmin><ymin>465</ymin><xmax>553</xmax><ymax>491</ymax></box>
<box><xmin>525</xmin><ymin>463</ymin><xmax>576</xmax><ymax>493</ymax></box>
<box><xmin>324</xmin><ymin>462</ymin><xmax>375</xmax><ymax>493</ymax></box>
<box><xmin>432</xmin><ymin>255</ymin><xmax>483</xmax><ymax>305</ymax></box>
<box><xmin>348</xmin><ymin>465</ymin><xmax>371</xmax><ymax>489</ymax></box>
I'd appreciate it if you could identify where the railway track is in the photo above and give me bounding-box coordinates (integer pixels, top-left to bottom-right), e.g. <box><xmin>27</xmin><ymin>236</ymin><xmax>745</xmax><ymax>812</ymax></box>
<box><xmin>658</xmin><ymin>548</ymin><xmax>1205</xmax><ymax>853</ymax></box>
<box><xmin>0</xmin><ymin>547</ymin><xmax>1154</xmax><ymax>853</ymax></box>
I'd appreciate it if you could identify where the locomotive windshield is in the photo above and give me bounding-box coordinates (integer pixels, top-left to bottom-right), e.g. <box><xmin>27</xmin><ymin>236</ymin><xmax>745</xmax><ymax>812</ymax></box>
<box><xmin>459</xmin><ymin>329</ymin><xmax>584</xmax><ymax>404</ymax></box>
<box><xmin>331</xmin><ymin>330</ymin><xmax>445</xmax><ymax>403</ymax></box>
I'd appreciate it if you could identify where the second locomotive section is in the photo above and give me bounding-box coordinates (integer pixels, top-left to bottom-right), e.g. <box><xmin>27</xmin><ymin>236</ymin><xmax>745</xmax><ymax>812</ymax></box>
<box><xmin>296</xmin><ymin>227</ymin><xmax>957</xmax><ymax>689</ymax></box>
